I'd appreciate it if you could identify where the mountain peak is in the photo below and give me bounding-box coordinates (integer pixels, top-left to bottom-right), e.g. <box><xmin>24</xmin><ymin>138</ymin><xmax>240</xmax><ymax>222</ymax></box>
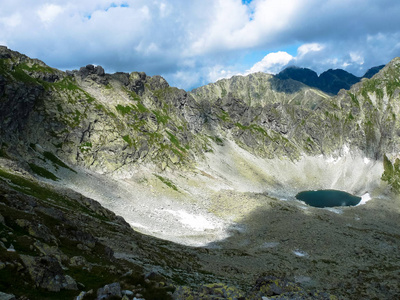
<box><xmin>276</xmin><ymin>64</ymin><xmax>386</xmax><ymax>94</ymax></box>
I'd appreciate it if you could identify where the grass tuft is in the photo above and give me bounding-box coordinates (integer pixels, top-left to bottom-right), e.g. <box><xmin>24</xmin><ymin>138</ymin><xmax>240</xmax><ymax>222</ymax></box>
<box><xmin>28</xmin><ymin>163</ymin><xmax>58</xmax><ymax>181</ymax></box>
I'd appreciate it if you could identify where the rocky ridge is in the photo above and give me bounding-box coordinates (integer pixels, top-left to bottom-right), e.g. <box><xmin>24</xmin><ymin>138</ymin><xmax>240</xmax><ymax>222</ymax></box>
<box><xmin>276</xmin><ymin>65</ymin><xmax>385</xmax><ymax>94</ymax></box>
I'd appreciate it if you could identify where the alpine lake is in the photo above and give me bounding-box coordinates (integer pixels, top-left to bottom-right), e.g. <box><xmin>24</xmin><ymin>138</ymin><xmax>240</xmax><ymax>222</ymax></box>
<box><xmin>295</xmin><ymin>189</ymin><xmax>362</xmax><ymax>207</ymax></box>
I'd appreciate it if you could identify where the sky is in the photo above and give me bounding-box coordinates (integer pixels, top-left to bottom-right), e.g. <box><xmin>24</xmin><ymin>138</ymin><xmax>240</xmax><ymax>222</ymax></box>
<box><xmin>1</xmin><ymin>0</ymin><xmax>400</xmax><ymax>91</ymax></box>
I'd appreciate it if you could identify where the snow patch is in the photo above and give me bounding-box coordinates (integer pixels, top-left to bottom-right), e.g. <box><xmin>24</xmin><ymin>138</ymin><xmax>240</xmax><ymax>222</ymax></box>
<box><xmin>364</xmin><ymin>157</ymin><xmax>370</xmax><ymax>164</ymax></box>
<box><xmin>129</xmin><ymin>222</ymin><xmax>149</xmax><ymax>230</ymax></box>
<box><xmin>324</xmin><ymin>207</ymin><xmax>343</xmax><ymax>214</ymax></box>
<box><xmin>325</xmin><ymin>156</ymin><xmax>335</xmax><ymax>163</ymax></box>
<box><xmin>262</xmin><ymin>242</ymin><xmax>280</xmax><ymax>248</ymax></box>
<box><xmin>357</xmin><ymin>193</ymin><xmax>372</xmax><ymax>206</ymax></box>
<box><xmin>293</xmin><ymin>249</ymin><xmax>308</xmax><ymax>257</ymax></box>
<box><xmin>164</xmin><ymin>209</ymin><xmax>217</xmax><ymax>231</ymax></box>
<box><xmin>343</xmin><ymin>144</ymin><xmax>350</xmax><ymax>155</ymax></box>
<box><xmin>325</xmin><ymin>155</ymin><xmax>342</xmax><ymax>164</ymax></box>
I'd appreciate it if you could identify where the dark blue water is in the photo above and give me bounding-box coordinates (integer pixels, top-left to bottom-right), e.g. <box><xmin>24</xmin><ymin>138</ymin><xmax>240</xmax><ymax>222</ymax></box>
<box><xmin>295</xmin><ymin>190</ymin><xmax>361</xmax><ymax>208</ymax></box>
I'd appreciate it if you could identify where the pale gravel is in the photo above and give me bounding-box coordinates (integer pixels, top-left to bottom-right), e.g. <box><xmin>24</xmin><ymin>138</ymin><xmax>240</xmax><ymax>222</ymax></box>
<box><xmin>54</xmin><ymin>138</ymin><xmax>385</xmax><ymax>247</ymax></box>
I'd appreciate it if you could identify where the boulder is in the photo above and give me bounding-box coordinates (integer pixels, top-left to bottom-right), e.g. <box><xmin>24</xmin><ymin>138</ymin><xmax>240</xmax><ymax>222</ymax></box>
<box><xmin>0</xmin><ymin>292</ymin><xmax>16</xmax><ymax>300</ymax></box>
<box><xmin>20</xmin><ymin>255</ymin><xmax>77</xmax><ymax>292</ymax></box>
<box><xmin>96</xmin><ymin>282</ymin><xmax>122</xmax><ymax>300</ymax></box>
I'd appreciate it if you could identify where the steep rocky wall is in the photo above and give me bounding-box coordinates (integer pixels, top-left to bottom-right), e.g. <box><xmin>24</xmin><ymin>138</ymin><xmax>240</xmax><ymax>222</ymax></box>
<box><xmin>1</xmin><ymin>46</ymin><xmax>400</xmax><ymax>189</ymax></box>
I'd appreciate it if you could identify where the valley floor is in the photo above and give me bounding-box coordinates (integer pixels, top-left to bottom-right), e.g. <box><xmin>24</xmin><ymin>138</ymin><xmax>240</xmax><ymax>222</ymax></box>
<box><xmin>44</xmin><ymin>141</ymin><xmax>400</xmax><ymax>299</ymax></box>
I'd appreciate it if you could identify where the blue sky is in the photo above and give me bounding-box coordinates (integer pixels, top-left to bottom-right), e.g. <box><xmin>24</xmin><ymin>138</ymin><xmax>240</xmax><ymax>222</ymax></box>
<box><xmin>1</xmin><ymin>0</ymin><xmax>400</xmax><ymax>90</ymax></box>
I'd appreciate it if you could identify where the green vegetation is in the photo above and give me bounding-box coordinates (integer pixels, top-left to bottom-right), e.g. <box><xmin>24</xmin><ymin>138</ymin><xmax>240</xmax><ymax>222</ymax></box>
<box><xmin>53</xmin><ymin>77</ymin><xmax>79</xmax><ymax>91</ymax></box>
<box><xmin>217</xmin><ymin>110</ymin><xmax>231</xmax><ymax>122</ymax></box>
<box><xmin>0</xmin><ymin>143</ymin><xmax>9</xmax><ymax>159</ymax></box>
<box><xmin>136</xmin><ymin>102</ymin><xmax>149</xmax><ymax>113</ymax></box>
<box><xmin>382</xmin><ymin>154</ymin><xmax>400</xmax><ymax>191</ymax></box>
<box><xmin>83</xmin><ymin>91</ymin><xmax>96</xmax><ymax>103</ymax></box>
<box><xmin>116</xmin><ymin>104</ymin><xmax>133</xmax><ymax>115</ymax></box>
<box><xmin>152</xmin><ymin>87</ymin><xmax>177</xmax><ymax>100</ymax></box>
<box><xmin>154</xmin><ymin>174</ymin><xmax>178</xmax><ymax>191</ymax></box>
<box><xmin>165</xmin><ymin>131</ymin><xmax>187</xmax><ymax>155</ymax></box>
<box><xmin>152</xmin><ymin>110</ymin><xmax>170</xmax><ymax>124</ymax></box>
<box><xmin>79</xmin><ymin>142</ymin><xmax>92</xmax><ymax>153</ymax></box>
<box><xmin>56</xmin><ymin>103</ymin><xmax>63</xmax><ymax>112</ymax></box>
<box><xmin>11</xmin><ymin>64</ymin><xmax>40</xmax><ymax>85</ymax></box>
<box><xmin>348</xmin><ymin>92</ymin><xmax>359</xmax><ymax>106</ymax></box>
<box><xmin>361</xmin><ymin>78</ymin><xmax>386</xmax><ymax>100</ymax></box>
<box><xmin>0</xmin><ymin>168</ymin><xmax>107</xmax><ymax>220</ymax></box>
<box><xmin>43</xmin><ymin>151</ymin><xmax>76</xmax><ymax>173</ymax></box>
<box><xmin>18</xmin><ymin>62</ymin><xmax>56</xmax><ymax>74</ymax></box>
<box><xmin>221</xmin><ymin>87</ymin><xmax>227</xmax><ymax>98</ymax></box>
<box><xmin>208</xmin><ymin>135</ymin><xmax>224</xmax><ymax>146</ymax></box>
<box><xmin>73</xmin><ymin>110</ymin><xmax>81</xmax><ymax>124</ymax></box>
<box><xmin>0</xmin><ymin>60</ymin><xmax>54</xmax><ymax>85</ymax></box>
<box><xmin>166</xmin><ymin>131</ymin><xmax>180</xmax><ymax>148</ymax></box>
<box><xmin>127</xmin><ymin>90</ymin><xmax>141</xmax><ymax>101</ymax></box>
<box><xmin>235</xmin><ymin>123</ymin><xmax>270</xmax><ymax>137</ymax></box>
<box><xmin>28</xmin><ymin>163</ymin><xmax>58</xmax><ymax>181</ymax></box>
<box><xmin>122</xmin><ymin>135</ymin><xmax>134</xmax><ymax>147</ymax></box>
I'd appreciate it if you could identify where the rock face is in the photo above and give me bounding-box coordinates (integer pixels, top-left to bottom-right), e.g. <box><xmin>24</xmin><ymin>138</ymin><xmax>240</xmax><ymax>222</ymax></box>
<box><xmin>192</xmin><ymin>59</ymin><xmax>400</xmax><ymax>163</ymax></box>
<box><xmin>0</xmin><ymin>45</ymin><xmax>399</xmax><ymax>179</ymax></box>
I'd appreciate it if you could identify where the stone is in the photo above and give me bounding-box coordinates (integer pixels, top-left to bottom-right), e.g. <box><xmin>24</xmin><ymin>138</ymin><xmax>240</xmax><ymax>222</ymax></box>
<box><xmin>96</xmin><ymin>282</ymin><xmax>122</xmax><ymax>300</ymax></box>
<box><xmin>122</xmin><ymin>290</ymin><xmax>134</xmax><ymax>296</ymax></box>
<box><xmin>20</xmin><ymin>255</ymin><xmax>78</xmax><ymax>292</ymax></box>
<box><xmin>75</xmin><ymin>291</ymin><xmax>86</xmax><ymax>300</ymax></box>
<box><xmin>34</xmin><ymin>241</ymin><xmax>68</xmax><ymax>263</ymax></box>
<box><xmin>77</xmin><ymin>244</ymin><xmax>90</xmax><ymax>251</ymax></box>
<box><xmin>63</xmin><ymin>275</ymin><xmax>78</xmax><ymax>290</ymax></box>
<box><xmin>69</xmin><ymin>256</ymin><xmax>88</xmax><ymax>267</ymax></box>
<box><xmin>95</xmin><ymin>66</ymin><xmax>105</xmax><ymax>76</ymax></box>
<box><xmin>0</xmin><ymin>292</ymin><xmax>16</xmax><ymax>300</ymax></box>
<box><xmin>16</xmin><ymin>219</ymin><xmax>55</xmax><ymax>242</ymax></box>
<box><xmin>6</xmin><ymin>244</ymin><xmax>15</xmax><ymax>252</ymax></box>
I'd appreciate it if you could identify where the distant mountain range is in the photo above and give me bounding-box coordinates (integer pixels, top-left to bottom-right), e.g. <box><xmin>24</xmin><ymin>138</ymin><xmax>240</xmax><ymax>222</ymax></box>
<box><xmin>276</xmin><ymin>65</ymin><xmax>385</xmax><ymax>94</ymax></box>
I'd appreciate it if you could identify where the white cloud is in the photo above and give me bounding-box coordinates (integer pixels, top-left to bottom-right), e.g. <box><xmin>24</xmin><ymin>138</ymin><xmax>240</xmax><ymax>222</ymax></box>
<box><xmin>297</xmin><ymin>43</ymin><xmax>324</xmax><ymax>57</ymax></box>
<box><xmin>190</xmin><ymin>0</ymin><xmax>304</xmax><ymax>55</ymax></box>
<box><xmin>350</xmin><ymin>52</ymin><xmax>364</xmax><ymax>65</ymax></box>
<box><xmin>0</xmin><ymin>0</ymin><xmax>400</xmax><ymax>90</ymax></box>
<box><xmin>207</xmin><ymin>65</ymin><xmax>243</xmax><ymax>83</ymax></box>
<box><xmin>158</xmin><ymin>1</ymin><xmax>171</xmax><ymax>18</ymax></box>
<box><xmin>0</xmin><ymin>13</ymin><xmax>21</xmax><ymax>28</ymax></box>
<box><xmin>247</xmin><ymin>51</ymin><xmax>294</xmax><ymax>74</ymax></box>
<box><xmin>169</xmin><ymin>70</ymin><xmax>201</xmax><ymax>91</ymax></box>
<box><xmin>37</xmin><ymin>4</ymin><xmax>64</xmax><ymax>24</ymax></box>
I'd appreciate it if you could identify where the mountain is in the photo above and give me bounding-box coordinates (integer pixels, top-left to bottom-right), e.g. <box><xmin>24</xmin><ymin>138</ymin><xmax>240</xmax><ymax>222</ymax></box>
<box><xmin>274</xmin><ymin>66</ymin><xmax>320</xmax><ymax>88</ymax></box>
<box><xmin>1</xmin><ymin>46</ymin><xmax>400</xmax><ymax>299</ymax></box>
<box><xmin>318</xmin><ymin>68</ymin><xmax>360</xmax><ymax>94</ymax></box>
<box><xmin>277</xmin><ymin>64</ymin><xmax>385</xmax><ymax>94</ymax></box>
<box><xmin>362</xmin><ymin>65</ymin><xmax>385</xmax><ymax>79</ymax></box>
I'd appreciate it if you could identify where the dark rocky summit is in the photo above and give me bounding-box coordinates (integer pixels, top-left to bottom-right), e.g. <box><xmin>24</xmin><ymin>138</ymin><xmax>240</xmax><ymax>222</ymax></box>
<box><xmin>277</xmin><ymin>64</ymin><xmax>385</xmax><ymax>94</ymax></box>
